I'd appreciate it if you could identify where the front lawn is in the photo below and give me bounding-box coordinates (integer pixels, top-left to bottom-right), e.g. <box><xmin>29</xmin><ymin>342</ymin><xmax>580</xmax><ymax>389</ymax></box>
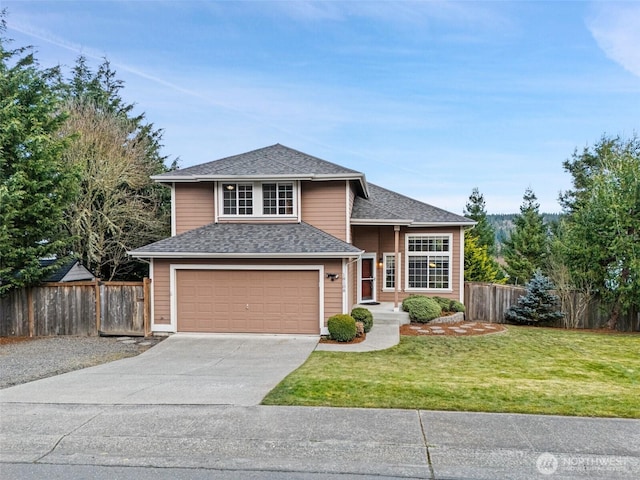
<box><xmin>262</xmin><ymin>326</ymin><xmax>640</xmax><ymax>418</ymax></box>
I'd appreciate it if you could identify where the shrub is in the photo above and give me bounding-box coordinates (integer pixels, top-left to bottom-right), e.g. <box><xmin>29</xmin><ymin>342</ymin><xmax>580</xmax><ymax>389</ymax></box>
<box><xmin>449</xmin><ymin>300</ymin><xmax>466</xmax><ymax>313</ymax></box>
<box><xmin>351</xmin><ymin>307</ymin><xmax>373</xmax><ymax>333</ymax></box>
<box><xmin>402</xmin><ymin>296</ymin><xmax>442</xmax><ymax>323</ymax></box>
<box><xmin>402</xmin><ymin>295</ymin><xmax>424</xmax><ymax>312</ymax></box>
<box><xmin>432</xmin><ymin>296</ymin><xmax>452</xmax><ymax>311</ymax></box>
<box><xmin>327</xmin><ymin>314</ymin><xmax>357</xmax><ymax>342</ymax></box>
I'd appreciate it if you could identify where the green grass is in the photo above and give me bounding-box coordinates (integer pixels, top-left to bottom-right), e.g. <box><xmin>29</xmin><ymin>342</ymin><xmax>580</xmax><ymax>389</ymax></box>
<box><xmin>262</xmin><ymin>327</ymin><xmax>640</xmax><ymax>418</ymax></box>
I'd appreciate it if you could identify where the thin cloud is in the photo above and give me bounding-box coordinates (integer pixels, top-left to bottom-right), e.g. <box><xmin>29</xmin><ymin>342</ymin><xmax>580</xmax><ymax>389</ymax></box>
<box><xmin>587</xmin><ymin>3</ymin><xmax>640</xmax><ymax>78</ymax></box>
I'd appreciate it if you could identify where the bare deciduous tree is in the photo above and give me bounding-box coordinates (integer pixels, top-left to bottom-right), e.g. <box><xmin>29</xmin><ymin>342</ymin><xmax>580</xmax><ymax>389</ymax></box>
<box><xmin>61</xmin><ymin>101</ymin><xmax>169</xmax><ymax>280</ymax></box>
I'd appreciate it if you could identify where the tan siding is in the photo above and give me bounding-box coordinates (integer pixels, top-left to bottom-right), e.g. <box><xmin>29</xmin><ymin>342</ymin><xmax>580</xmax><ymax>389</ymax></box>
<box><xmin>352</xmin><ymin>225</ymin><xmax>463</xmax><ymax>304</ymax></box>
<box><xmin>151</xmin><ymin>257</ymin><xmax>345</xmax><ymax>332</ymax></box>
<box><xmin>152</xmin><ymin>259</ymin><xmax>171</xmax><ymax>325</ymax></box>
<box><xmin>174</xmin><ymin>183</ymin><xmax>214</xmax><ymax>234</ymax></box>
<box><xmin>323</xmin><ymin>259</ymin><xmax>343</xmax><ymax>323</ymax></box>
<box><xmin>301</xmin><ymin>181</ymin><xmax>347</xmax><ymax>241</ymax></box>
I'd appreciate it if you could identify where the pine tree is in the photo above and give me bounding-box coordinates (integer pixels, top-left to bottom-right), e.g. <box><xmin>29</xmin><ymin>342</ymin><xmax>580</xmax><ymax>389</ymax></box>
<box><xmin>503</xmin><ymin>188</ymin><xmax>548</xmax><ymax>285</ymax></box>
<box><xmin>505</xmin><ymin>270</ymin><xmax>564</xmax><ymax>326</ymax></box>
<box><xmin>463</xmin><ymin>188</ymin><xmax>505</xmax><ymax>282</ymax></box>
<box><xmin>464</xmin><ymin>187</ymin><xmax>496</xmax><ymax>255</ymax></box>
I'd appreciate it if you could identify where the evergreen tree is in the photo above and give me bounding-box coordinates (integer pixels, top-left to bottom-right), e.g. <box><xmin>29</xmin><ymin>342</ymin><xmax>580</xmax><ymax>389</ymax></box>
<box><xmin>559</xmin><ymin>135</ymin><xmax>640</xmax><ymax>329</ymax></box>
<box><xmin>503</xmin><ymin>188</ymin><xmax>548</xmax><ymax>285</ymax></box>
<box><xmin>505</xmin><ymin>270</ymin><xmax>564</xmax><ymax>326</ymax></box>
<box><xmin>464</xmin><ymin>187</ymin><xmax>496</xmax><ymax>255</ymax></box>
<box><xmin>463</xmin><ymin>188</ymin><xmax>505</xmax><ymax>282</ymax></box>
<box><xmin>0</xmin><ymin>14</ymin><xmax>77</xmax><ymax>294</ymax></box>
<box><xmin>464</xmin><ymin>230</ymin><xmax>505</xmax><ymax>283</ymax></box>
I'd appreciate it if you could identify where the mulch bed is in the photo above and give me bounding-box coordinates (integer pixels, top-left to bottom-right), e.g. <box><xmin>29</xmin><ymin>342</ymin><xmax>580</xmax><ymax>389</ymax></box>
<box><xmin>319</xmin><ymin>333</ymin><xmax>366</xmax><ymax>344</ymax></box>
<box><xmin>400</xmin><ymin>321</ymin><xmax>506</xmax><ymax>336</ymax></box>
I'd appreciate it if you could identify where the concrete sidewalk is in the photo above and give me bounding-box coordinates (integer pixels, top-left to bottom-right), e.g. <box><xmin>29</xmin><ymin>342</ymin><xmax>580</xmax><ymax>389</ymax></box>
<box><xmin>1</xmin><ymin>403</ymin><xmax>638</xmax><ymax>479</ymax></box>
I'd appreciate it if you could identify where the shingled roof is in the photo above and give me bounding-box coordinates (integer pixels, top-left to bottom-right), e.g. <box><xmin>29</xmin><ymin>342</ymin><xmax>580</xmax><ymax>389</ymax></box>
<box><xmin>154</xmin><ymin>143</ymin><xmax>365</xmax><ymax>180</ymax></box>
<box><xmin>352</xmin><ymin>183</ymin><xmax>475</xmax><ymax>226</ymax></box>
<box><xmin>129</xmin><ymin>222</ymin><xmax>363</xmax><ymax>258</ymax></box>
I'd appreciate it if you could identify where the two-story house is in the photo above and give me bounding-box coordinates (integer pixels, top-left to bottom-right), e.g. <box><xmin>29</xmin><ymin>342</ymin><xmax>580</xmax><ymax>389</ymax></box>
<box><xmin>130</xmin><ymin>144</ymin><xmax>475</xmax><ymax>335</ymax></box>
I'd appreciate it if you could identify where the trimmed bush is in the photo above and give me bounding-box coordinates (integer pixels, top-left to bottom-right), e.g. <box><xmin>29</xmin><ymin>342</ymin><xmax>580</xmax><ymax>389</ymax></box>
<box><xmin>351</xmin><ymin>307</ymin><xmax>373</xmax><ymax>333</ymax></box>
<box><xmin>402</xmin><ymin>295</ymin><xmax>424</xmax><ymax>312</ymax></box>
<box><xmin>449</xmin><ymin>300</ymin><xmax>466</xmax><ymax>313</ymax></box>
<box><xmin>432</xmin><ymin>296</ymin><xmax>452</xmax><ymax>311</ymax></box>
<box><xmin>327</xmin><ymin>314</ymin><xmax>357</xmax><ymax>342</ymax></box>
<box><xmin>402</xmin><ymin>295</ymin><xmax>442</xmax><ymax>323</ymax></box>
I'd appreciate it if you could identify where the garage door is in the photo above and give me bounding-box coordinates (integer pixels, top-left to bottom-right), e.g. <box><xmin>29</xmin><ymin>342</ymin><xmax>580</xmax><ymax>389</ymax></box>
<box><xmin>176</xmin><ymin>269</ymin><xmax>319</xmax><ymax>334</ymax></box>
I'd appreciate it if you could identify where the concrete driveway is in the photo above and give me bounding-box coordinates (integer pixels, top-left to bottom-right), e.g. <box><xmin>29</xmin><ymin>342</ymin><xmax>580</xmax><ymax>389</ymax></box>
<box><xmin>0</xmin><ymin>334</ymin><xmax>318</xmax><ymax>406</ymax></box>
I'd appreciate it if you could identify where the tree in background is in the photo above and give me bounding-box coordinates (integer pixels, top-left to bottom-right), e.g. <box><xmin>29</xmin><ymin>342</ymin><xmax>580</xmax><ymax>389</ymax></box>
<box><xmin>0</xmin><ymin>15</ymin><xmax>76</xmax><ymax>294</ymax></box>
<box><xmin>502</xmin><ymin>188</ymin><xmax>549</xmax><ymax>285</ymax></box>
<box><xmin>464</xmin><ymin>187</ymin><xmax>496</xmax><ymax>255</ymax></box>
<box><xmin>558</xmin><ymin>135</ymin><xmax>639</xmax><ymax>329</ymax></box>
<box><xmin>463</xmin><ymin>188</ymin><xmax>505</xmax><ymax>283</ymax></box>
<box><xmin>60</xmin><ymin>58</ymin><xmax>173</xmax><ymax>280</ymax></box>
<box><xmin>464</xmin><ymin>230</ymin><xmax>505</xmax><ymax>283</ymax></box>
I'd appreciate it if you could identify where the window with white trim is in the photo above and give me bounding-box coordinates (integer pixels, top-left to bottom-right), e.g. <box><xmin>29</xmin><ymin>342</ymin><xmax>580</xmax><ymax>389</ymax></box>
<box><xmin>223</xmin><ymin>183</ymin><xmax>253</xmax><ymax>215</ymax></box>
<box><xmin>383</xmin><ymin>253</ymin><xmax>400</xmax><ymax>290</ymax></box>
<box><xmin>263</xmin><ymin>183</ymin><xmax>294</xmax><ymax>215</ymax></box>
<box><xmin>406</xmin><ymin>234</ymin><xmax>451</xmax><ymax>290</ymax></box>
<box><xmin>219</xmin><ymin>182</ymin><xmax>296</xmax><ymax>218</ymax></box>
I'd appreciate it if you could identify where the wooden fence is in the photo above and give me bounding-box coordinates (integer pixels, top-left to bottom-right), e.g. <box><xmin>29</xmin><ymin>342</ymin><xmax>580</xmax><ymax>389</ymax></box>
<box><xmin>0</xmin><ymin>279</ymin><xmax>151</xmax><ymax>337</ymax></box>
<box><xmin>464</xmin><ymin>282</ymin><xmax>640</xmax><ymax>332</ymax></box>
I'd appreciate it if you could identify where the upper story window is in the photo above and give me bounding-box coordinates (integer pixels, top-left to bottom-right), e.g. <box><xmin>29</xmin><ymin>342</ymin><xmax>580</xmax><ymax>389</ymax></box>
<box><xmin>220</xmin><ymin>182</ymin><xmax>296</xmax><ymax>218</ymax></box>
<box><xmin>406</xmin><ymin>234</ymin><xmax>452</xmax><ymax>290</ymax></box>
<box><xmin>223</xmin><ymin>183</ymin><xmax>253</xmax><ymax>215</ymax></box>
<box><xmin>263</xmin><ymin>183</ymin><xmax>294</xmax><ymax>215</ymax></box>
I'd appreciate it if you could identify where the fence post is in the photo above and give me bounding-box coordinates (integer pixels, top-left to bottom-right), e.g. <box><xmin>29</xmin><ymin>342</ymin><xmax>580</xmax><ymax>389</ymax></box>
<box><xmin>27</xmin><ymin>287</ymin><xmax>35</xmax><ymax>337</ymax></box>
<box><xmin>143</xmin><ymin>277</ymin><xmax>151</xmax><ymax>337</ymax></box>
<box><xmin>94</xmin><ymin>279</ymin><xmax>101</xmax><ymax>333</ymax></box>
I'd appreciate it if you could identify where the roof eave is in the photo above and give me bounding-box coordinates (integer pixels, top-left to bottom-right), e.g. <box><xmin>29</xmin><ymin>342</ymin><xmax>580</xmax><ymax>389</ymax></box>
<box><xmin>350</xmin><ymin>218</ymin><xmax>413</xmax><ymax>226</ymax></box>
<box><xmin>409</xmin><ymin>221</ymin><xmax>477</xmax><ymax>227</ymax></box>
<box><xmin>128</xmin><ymin>251</ymin><xmax>364</xmax><ymax>259</ymax></box>
<box><xmin>152</xmin><ymin>172</ymin><xmax>367</xmax><ymax>185</ymax></box>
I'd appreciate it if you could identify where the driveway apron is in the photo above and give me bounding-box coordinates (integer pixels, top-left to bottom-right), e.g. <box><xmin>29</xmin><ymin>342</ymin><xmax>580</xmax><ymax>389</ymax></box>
<box><xmin>0</xmin><ymin>334</ymin><xmax>318</xmax><ymax>406</ymax></box>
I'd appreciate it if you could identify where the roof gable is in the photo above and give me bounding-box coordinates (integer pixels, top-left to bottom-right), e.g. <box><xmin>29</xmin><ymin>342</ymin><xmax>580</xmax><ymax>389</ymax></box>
<box><xmin>155</xmin><ymin>144</ymin><xmax>363</xmax><ymax>179</ymax></box>
<box><xmin>352</xmin><ymin>183</ymin><xmax>475</xmax><ymax>226</ymax></box>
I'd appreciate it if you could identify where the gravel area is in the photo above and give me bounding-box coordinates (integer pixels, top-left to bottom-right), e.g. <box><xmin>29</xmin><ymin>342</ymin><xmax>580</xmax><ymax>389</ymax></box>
<box><xmin>0</xmin><ymin>336</ymin><xmax>166</xmax><ymax>389</ymax></box>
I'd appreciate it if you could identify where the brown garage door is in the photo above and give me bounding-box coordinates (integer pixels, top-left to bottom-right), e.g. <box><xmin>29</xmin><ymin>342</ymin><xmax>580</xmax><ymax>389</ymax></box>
<box><xmin>176</xmin><ymin>269</ymin><xmax>319</xmax><ymax>334</ymax></box>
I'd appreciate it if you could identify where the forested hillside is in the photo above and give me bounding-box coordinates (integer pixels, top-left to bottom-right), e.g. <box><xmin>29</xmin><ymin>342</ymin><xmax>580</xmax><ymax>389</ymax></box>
<box><xmin>487</xmin><ymin>213</ymin><xmax>561</xmax><ymax>254</ymax></box>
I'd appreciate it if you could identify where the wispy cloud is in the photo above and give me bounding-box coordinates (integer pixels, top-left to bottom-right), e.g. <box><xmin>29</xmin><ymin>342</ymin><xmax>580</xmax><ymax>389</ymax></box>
<box><xmin>272</xmin><ymin>0</ymin><xmax>512</xmax><ymax>31</ymax></box>
<box><xmin>586</xmin><ymin>3</ymin><xmax>640</xmax><ymax>78</ymax></box>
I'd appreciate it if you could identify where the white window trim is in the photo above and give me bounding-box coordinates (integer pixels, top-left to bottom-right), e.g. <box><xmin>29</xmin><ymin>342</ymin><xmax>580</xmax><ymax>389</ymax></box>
<box><xmin>405</xmin><ymin>233</ymin><xmax>453</xmax><ymax>292</ymax></box>
<box><xmin>167</xmin><ymin>264</ymin><xmax>325</xmax><ymax>334</ymax></box>
<box><xmin>382</xmin><ymin>252</ymin><xmax>401</xmax><ymax>292</ymax></box>
<box><xmin>217</xmin><ymin>181</ymin><xmax>298</xmax><ymax>219</ymax></box>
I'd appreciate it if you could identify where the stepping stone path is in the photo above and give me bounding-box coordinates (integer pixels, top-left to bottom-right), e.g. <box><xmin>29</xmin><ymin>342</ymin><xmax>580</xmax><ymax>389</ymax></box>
<box><xmin>403</xmin><ymin>321</ymin><xmax>506</xmax><ymax>336</ymax></box>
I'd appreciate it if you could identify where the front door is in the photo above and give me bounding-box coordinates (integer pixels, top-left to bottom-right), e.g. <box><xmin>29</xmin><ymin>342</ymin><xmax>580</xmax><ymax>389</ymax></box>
<box><xmin>360</xmin><ymin>256</ymin><xmax>376</xmax><ymax>303</ymax></box>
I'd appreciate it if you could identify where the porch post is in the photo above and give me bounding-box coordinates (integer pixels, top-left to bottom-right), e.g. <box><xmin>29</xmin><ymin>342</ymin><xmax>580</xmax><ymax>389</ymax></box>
<box><xmin>394</xmin><ymin>225</ymin><xmax>400</xmax><ymax>312</ymax></box>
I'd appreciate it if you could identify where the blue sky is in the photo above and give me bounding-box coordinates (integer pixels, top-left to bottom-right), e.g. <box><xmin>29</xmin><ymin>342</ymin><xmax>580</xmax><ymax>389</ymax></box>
<box><xmin>3</xmin><ymin>1</ymin><xmax>639</xmax><ymax>213</ymax></box>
